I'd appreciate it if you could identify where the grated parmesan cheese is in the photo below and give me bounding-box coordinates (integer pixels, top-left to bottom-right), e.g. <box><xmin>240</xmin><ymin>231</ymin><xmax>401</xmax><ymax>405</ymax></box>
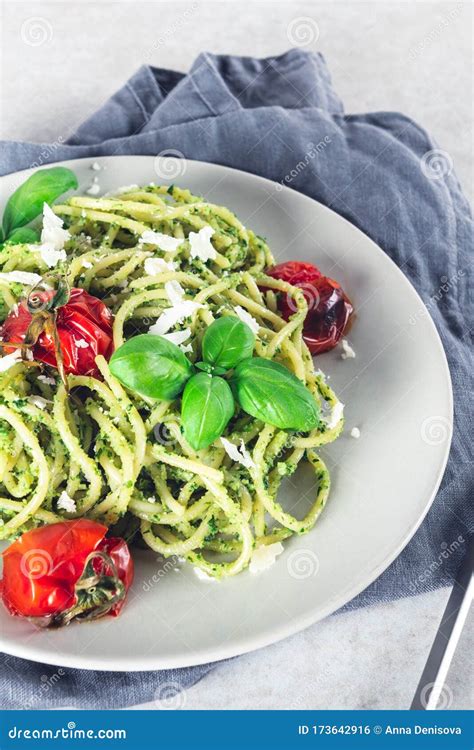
<box><xmin>140</xmin><ymin>230</ymin><xmax>184</xmax><ymax>253</ymax></box>
<box><xmin>57</xmin><ymin>491</ymin><xmax>77</xmax><ymax>513</ymax></box>
<box><xmin>234</xmin><ymin>305</ymin><xmax>259</xmax><ymax>334</ymax></box>
<box><xmin>91</xmin><ymin>161</ymin><xmax>101</xmax><ymax>171</ymax></box>
<box><xmin>188</xmin><ymin>226</ymin><xmax>216</xmax><ymax>262</ymax></box>
<box><xmin>161</xmin><ymin>328</ymin><xmax>191</xmax><ymax>347</ymax></box>
<box><xmin>28</xmin><ymin>395</ymin><xmax>50</xmax><ymax>410</ymax></box>
<box><xmin>37</xmin><ymin>374</ymin><xmax>56</xmax><ymax>386</ymax></box>
<box><xmin>325</xmin><ymin>401</ymin><xmax>345</xmax><ymax>430</ymax></box>
<box><xmin>165</xmin><ymin>280</ymin><xmax>185</xmax><ymax>306</ymax></box>
<box><xmin>341</xmin><ymin>339</ymin><xmax>356</xmax><ymax>359</ymax></box>
<box><xmin>194</xmin><ymin>567</ymin><xmax>219</xmax><ymax>582</ymax></box>
<box><xmin>220</xmin><ymin>437</ymin><xmax>256</xmax><ymax>470</ymax></box>
<box><xmin>350</xmin><ymin>427</ymin><xmax>361</xmax><ymax>439</ymax></box>
<box><xmin>148</xmin><ymin>300</ymin><xmax>203</xmax><ymax>336</ymax></box>
<box><xmin>144</xmin><ymin>257</ymin><xmax>176</xmax><ymax>275</ymax></box>
<box><xmin>107</xmin><ymin>184</ymin><xmax>139</xmax><ymax>196</ymax></box>
<box><xmin>249</xmin><ymin>542</ymin><xmax>284</xmax><ymax>574</ymax></box>
<box><xmin>0</xmin><ymin>271</ymin><xmax>42</xmax><ymax>286</ymax></box>
<box><xmin>86</xmin><ymin>175</ymin><xmax>101</xmax><ymax>196</ymax></box>
<box><xmin>0</xmin><ymin>350</ymin><xmax>22</xmax><ymax>373</ymax></box>
<box><xmin>37</xmin><ymin>203</ymin><xmax>70</xmax><ymax>268</ymax></box>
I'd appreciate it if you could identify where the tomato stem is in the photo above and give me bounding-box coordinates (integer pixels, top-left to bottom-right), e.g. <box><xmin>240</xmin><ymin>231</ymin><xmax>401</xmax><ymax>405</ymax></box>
<box><xmin>29</xmin><ymin>549</ymin><xmax>126</xmax><ymax>629</ymax></box>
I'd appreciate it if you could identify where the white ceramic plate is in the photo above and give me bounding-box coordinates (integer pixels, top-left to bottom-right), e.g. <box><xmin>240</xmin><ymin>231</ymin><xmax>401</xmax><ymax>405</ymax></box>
<box><xmin>0</xmin><ymin>156</ymin><xmax>452</xmax><ymax>671</ymax></box>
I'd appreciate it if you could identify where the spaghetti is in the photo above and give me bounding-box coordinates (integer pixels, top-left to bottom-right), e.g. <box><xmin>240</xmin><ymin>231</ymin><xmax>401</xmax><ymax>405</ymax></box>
<box><xmin>0</xmin><ymin>184</ymin><xmax>344</xmax><ymax>578</ymax></box>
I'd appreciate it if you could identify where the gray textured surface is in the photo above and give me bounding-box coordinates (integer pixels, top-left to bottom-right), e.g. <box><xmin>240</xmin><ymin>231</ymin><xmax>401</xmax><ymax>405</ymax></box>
<box><xmin>1</xmin><ymin>1</ymin><xmax>472</xmax><ymax>201</ymax></box>
<box><xmin>1</xmin><ymin>0</ymin><xmax>472</xmax><ymax>711</ymax></box>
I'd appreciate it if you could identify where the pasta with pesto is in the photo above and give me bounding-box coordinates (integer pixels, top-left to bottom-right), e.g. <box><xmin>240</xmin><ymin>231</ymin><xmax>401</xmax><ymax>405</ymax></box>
<box><xmin>0</xmin><ymin>183</ymin><xmax>344</xmax><ymax>579</ymax></box>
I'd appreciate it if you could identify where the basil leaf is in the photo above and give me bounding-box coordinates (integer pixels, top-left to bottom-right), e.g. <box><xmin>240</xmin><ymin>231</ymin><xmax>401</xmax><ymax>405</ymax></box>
<box><xmin>2</xmin><ymin>167</ymin><xmax>78</xmax><ymax>238</ymax></box>
<box><xmin>3</xmin><ymin>227</ymin><xmax>40</xmax><ymax>245</ymax></box>
<box><xmin>232</xmin><ymin>358</ymin><xmax>319</xmax><ymax>431</ymax></box>
<box><xmin>181</xmin><ymin>373</ymin><xmax>235</xmax><ymax>450</ymax></box>
<box><xmin>202</xmin><ymin>316</ymin><xmax>255</xmax><ymax>370</ymax></box>
<box><xmin>109</xmin><ymin>334</ymin><xmax>193</xmax><ymax>400</ymax></box>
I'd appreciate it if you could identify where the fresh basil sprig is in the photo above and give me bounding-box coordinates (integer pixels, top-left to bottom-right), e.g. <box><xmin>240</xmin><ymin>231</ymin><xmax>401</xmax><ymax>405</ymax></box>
<box><xmin>1</xmin><ymin>167</ymin><xmax>78</xmax><ymax>246</ymax></box>
<box><xmin>109</xmin><ymin>335</ymin><xmax>193</xmax><ymax>400</ymax></box>
<box><xmin>181</xmin><ymin>372</ymin><xmax>235</xmax><ymax>450</ymax></box>
<box><xmin>110</xmin><ymin>314</ymin><xmax>319</xmax><ymax>451</ymax></box>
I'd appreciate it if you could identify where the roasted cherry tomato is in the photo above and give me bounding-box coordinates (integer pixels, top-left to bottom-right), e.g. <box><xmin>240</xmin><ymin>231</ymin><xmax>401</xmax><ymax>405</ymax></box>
<box><xmin>0</xmin><ymin>520</ymin><xmax>133</xmax><ymax>626</ymax></box>
<box><xmin>0</xmin><ymin>288</ymin><xmax>113</xmax><ymax>379</ymax></box>
<box><xmin>266</xmin><ymin>261</ymin><xmax>322</xmax><ymax>286</ymax></box>
<box><xmin>265</xmin><ymin>261</ymin><xmax>353</xmax><ymax>355</ymax></box>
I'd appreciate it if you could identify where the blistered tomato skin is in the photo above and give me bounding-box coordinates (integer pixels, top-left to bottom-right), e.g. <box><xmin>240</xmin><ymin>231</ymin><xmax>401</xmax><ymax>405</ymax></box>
<box><xmin>266</xmin><ymin>261</ymin><xmax>322</xmax><ymax>285</ymax></box>
<box><xmin>265</xmin><ymin>262</ymin><xmax>353</xmax><ymax>355</ymax></box>
<box><xmin>0</xmin><ymin>520</ymin><xmax>134</xmax><ymax>622</ymax></box>
<box><xmin>0</xmin><ymin>288</ymin><xmax>114</xmax><ymax>379</ymax></box>
<box><xmin>0</xmin><ymin>520</ymin><xmax>108</xmax><ymax>618</ymax></box>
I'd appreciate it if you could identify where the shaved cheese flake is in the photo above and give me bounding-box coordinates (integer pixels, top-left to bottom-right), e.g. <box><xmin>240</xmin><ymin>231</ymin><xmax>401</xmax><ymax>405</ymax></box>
<box><xmin>165</xmin><ymin>280</ymin><xmax>185</xmax><ymax>305</ymax></box>
<box><xmin>37</xmin><ymin>374</ymin><xmax>56</xmax><ymax>386</ymax></box>
<box><xmin>39</xmin><ymin>246</ymin><xmax>67</xmax><ymax>268</ymax></box>
<box><xmin>35</xmin><ymin>203</ymin><xmax>70</xmax><ymax>268</ymax></box>
<box><xmin>107</xmin><ymin>184</ymin><xmax>139</xmax><ymax>196</ymax></box>
<box><xmin>74</xmin><ymin>339</ymin><xmax>89</xmax><ymax>349</ymax></box>
<box><xmin>341</xmin><ymin>339</ymin><xmax>356</xmax><ymax>359</ymax></box>
<box><xmin>350</xmin><ymin>427</ymin><xmax>361</xmax><ymax>439</ymax></box>
<box><xmin>249</xmin><ymin>542</ymin><xmax>284</xmax><ymax>574</ymax></box>
<box><xmin>194</xmin><ymin>567</ymin><xmax>219</xmax><ymax>582</ymax></box>
<box><xmin>57</xmin><ymin>491</ymin><xmax>77</xmax><ymax>513</ymax></box>
<box><xmin>325</xmin><ymin>401</ymin><xmax>345</xmax><ymax>430</ymax></box>
<box><xmin>0</xmin><ymin>350</ymin><xmax>22</xmax><ymax>373</ymax></box>
<box><xmin>234</xmin><ymin>305</ymin><xmax>259</xmax><ymax>334</ymax></box>
<box><xmin>144</xmin><ymin>257</ymin><xmax>176</xmax><ymax>275</ymax></box>
<box><xmin>41</xmin><ymin>203</ymin><xmax>70</xmax><ymax>250</ymax></box>
<box><xmin>140</xmin><ymin>230</ymin><xmax>184</xmax><ymax>253</ymax></box>
<box><xmin>161</xmin><ymin>328</ymin><xmax>191</xmax><ymax>347</ymax></box>
<box><xmin>148</xmin><ymin>300</ymin><xmax>203</xmax><ymax>336</ymax></box>
<box><xmin>188</xmin><ymin>226</ymin><xmax>216</xmax><ymax>262</ymax></box>
<box><xmin>86</xmin><ymin>177</ymin><xmax>101</xmax><ymax>196</ymax></box>
<box><xmin>0</xmin><ymin>271</ymin><xmax>42</xmax><ymax>286</ymax></box>
<box><xmin>28</xmin><ymin>395</ymin><xmax>50</xmax><ymax>410</ymax></box>
<box><xmin>220</xmin><ymin>437</ymin><xmax>256</xmax><ymax>470</ymax></box>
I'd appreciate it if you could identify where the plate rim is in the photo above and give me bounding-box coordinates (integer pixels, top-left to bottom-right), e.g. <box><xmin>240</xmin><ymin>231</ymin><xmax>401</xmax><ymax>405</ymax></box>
<box><xmin>0</xmin><ymin>155</ymin><xmax>453</xmax><ymax>671</ymax></box>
